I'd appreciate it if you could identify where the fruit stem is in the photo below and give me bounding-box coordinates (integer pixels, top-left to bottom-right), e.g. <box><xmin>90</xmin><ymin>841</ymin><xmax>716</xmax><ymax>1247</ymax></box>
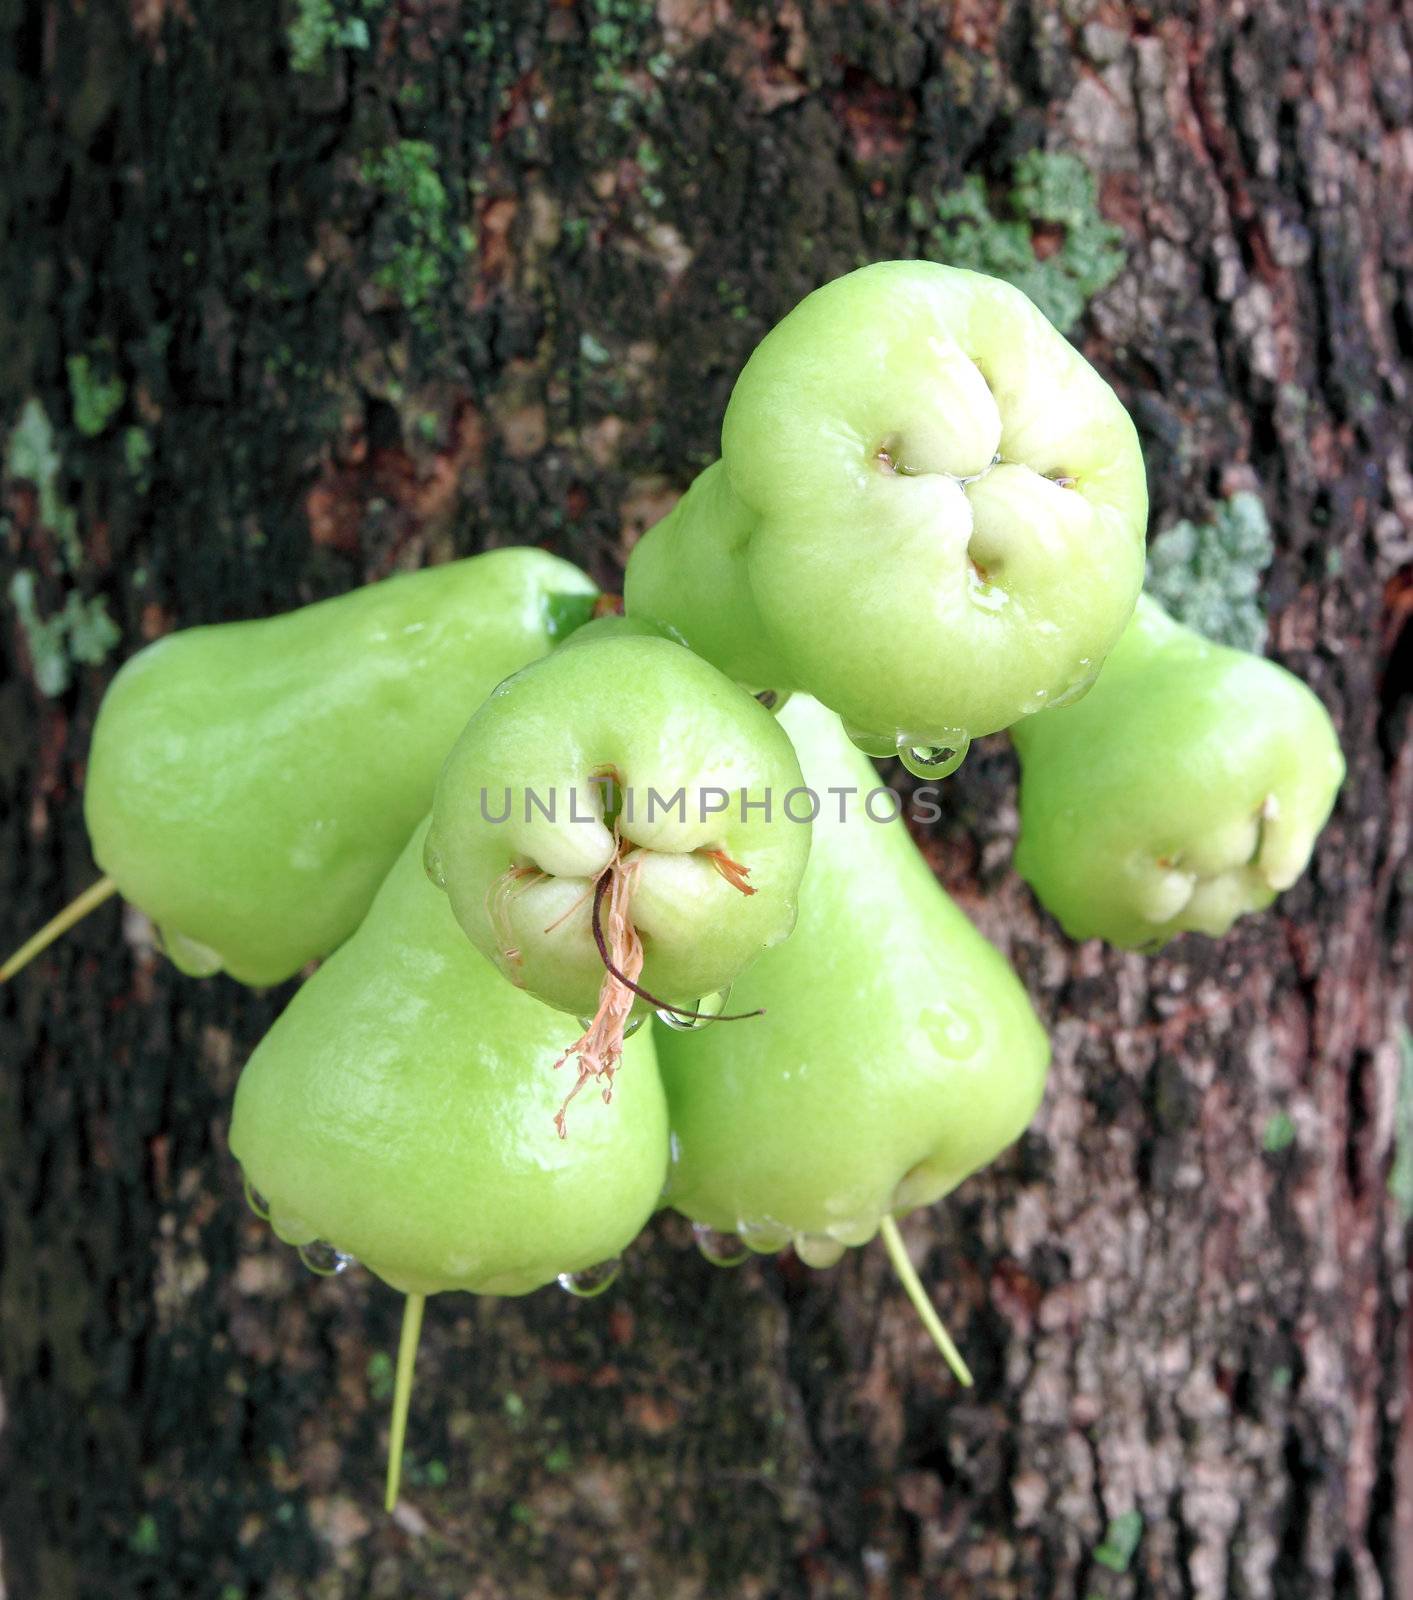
<box><xmin>878</xmin><ymin>1214</ymin><xmax>974</xmax><ymax>1387</ymax></box>
<box><xmin>1</xmin><ymin>875</ymin><xmax>119</xmax><ymax>983</ymax></box>
<box><xmin>384</xmin><ymin>1291</ymin><xmax>427</xmax><ymax>1512</ymax></box>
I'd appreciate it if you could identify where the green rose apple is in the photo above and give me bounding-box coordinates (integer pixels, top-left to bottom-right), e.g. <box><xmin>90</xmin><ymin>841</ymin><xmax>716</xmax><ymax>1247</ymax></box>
<box><xmin>425</xmin><ymin>624</ymin><xmax>811</xmax><ymax>1121</ymax></box>
<box><xmin>81</xmin><ymin>547</ymin><xmax>596</xmax><ymax>986</ymax></box>
<box><xmin>1012</xmin><ymin>593</ymin><xmax>1345</xmax><ymax>948</ymax></box>
<box><xmin>229</xmin><ymin>820</ymin><xmax>669</xmax><ymax>1505</ymax></box>
<box><xmin>656</xmin><ymin>694</ymin><xmax>1050</xmax><ymax>1273</ymax></box>
<box><xmin>626</xmin><ymin>261</ymin><xmax>1148</xmax><ymax>768</ymax></box>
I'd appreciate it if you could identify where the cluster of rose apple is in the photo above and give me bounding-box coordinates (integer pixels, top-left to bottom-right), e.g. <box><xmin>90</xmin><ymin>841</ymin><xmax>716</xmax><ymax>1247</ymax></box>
<box><xmin>5</xmin><ymin>263</ymin><xmax>1343</xmax><ymax>1506</ymax></box>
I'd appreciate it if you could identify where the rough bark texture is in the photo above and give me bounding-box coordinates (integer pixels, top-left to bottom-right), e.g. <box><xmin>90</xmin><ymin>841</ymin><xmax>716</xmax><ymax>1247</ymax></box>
<box><xmin>2</xmin><ymin>1</ymin><xmax>1411</xmax><ymax>1597</ymax></box>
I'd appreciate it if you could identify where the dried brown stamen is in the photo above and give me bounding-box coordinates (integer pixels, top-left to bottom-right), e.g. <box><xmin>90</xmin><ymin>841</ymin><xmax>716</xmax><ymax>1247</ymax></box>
<box><xmin>486</xmin><ymin>863</ymin><xmax>544</xmax><ymax>979</ymax></box>
<box><xmin>553</xmin><ymin>848</ymin><xmax>766</xmax><ymax>1135</ymax></box>
<box><xmin>553</xmin><ymin>854</ymin><xmax>643</xmax><ymax>1137</ymax></box>
<box><xmin>703</xmin><ymin>848</ymin><xmax>756</xmax><ymax>896</ymax></box>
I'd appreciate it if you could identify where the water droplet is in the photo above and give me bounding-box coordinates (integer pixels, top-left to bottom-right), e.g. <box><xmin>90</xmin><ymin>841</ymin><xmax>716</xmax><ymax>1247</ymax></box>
<box><xmin>844</xmin><ymin>724</ymin><xmax>898</xmax><ymax>759</ymax></box>
<box><xmin>243</xmin><ymin>1176</ymin><xmax>271</xmax><ymax>1220</ymax></box>
<box><xmin>659</xmin><ymin>1137</ymin><xmax>683</xmax><ymax>1200</ymax></box>
<box><xmin>692</xmin><ymin>1223</ymin><xmax>750</xmax><ymax>1267</ymax></box>
<box><xmin>826</xmin><ymin>1216</ymin><xmax>880</xmax><ymax>1247</ymax></box>
<box><xmin>158</xmin><ymin>926</ymin><xmax>223</xmax><ymax>978</ymax></box>
<box><xmin>557</xmin><ymin>1257</ymin><xmax>622</xmax><ymax>1297</ymax></box>
<box><xmin>1047</xmin><ymin>661</ymin><xmax>1100</xmax><ymax>710</ymax></box>
<box><xmin>896</xmin><ymin>731</ymin><xmax>970</xmax><ymax>780</ymax></box>
<box><xmin>423</xmin><ymin>842</ymin><xmax>447</xmax><ymax>889</ymax></box>
<box><xmin>736</xmin><ymin>1217</ymin><xmax>790</xmax><ymax>1254</ymax></box>
<box><xmin>794</xmin><ymin>1233</ymin><xmax>847</xmax><ymax>1269</ymax></box>
<box><xmin>298</xmin><ymin>1239</ymin><xmax>354</xmax><ymax>1276</ymax></box>
<box><xmin>922</xmin><ymin>1003</ymin><xmax>981</xmax><ymax>1060</ymax></box>
<box><xmin>655</xmin><ymin>988</ymin><xmax>731</xmax><ymax>1032</ymax></box>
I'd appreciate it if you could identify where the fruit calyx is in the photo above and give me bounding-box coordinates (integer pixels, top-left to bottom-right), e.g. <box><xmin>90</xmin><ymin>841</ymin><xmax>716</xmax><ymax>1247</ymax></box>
<box><xmin>549</xmin><ymin>837</ymin><xmax>763</xmax><ymax>1137</ymax></box>
<box><xmin>1134</xmin><ymin>792</ymin><xmax>1289</xmax><ymax>930</ymax></box>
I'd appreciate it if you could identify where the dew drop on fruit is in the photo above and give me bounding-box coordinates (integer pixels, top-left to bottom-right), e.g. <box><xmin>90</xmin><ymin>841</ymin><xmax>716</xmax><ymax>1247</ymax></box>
<box><xmin>736</xmin><ymin>1217</ymin><xmax>790</xmax><ymax>1254</ymax></box>
<box><xmin>298</xmin><ymin>1239</ymin><xmax>354</xmax><ymax>1276</ymax></box>
<box><xmin>158</xmin><ymin>926</ymin><xmax>224</xmax><ymax>978</ymax></box>
<box><xmin>843</xmin><ymin>724</ymin><xmax>898</xmax><ymax>759</ymax></box>
<box><xmin>243</xmin><ymin>1176</ymin><xmax>271</xmax><ymax>1220</ymax></box>
<box><xmin>556</xmin><ymin>1257</ymin><xmax>622</xmax><ymax>1298</ymax></box>
<box><xmin>897</xmin><ymin>731</ymin><xmax>970</xmax><ymax>780</ymax></box>
<box><xmin>692</xmin><ymin>1223</ymin><xmax>750</xmax><ymax>1267</ymax></box>
<box><xmin>922</xmin><ymin>1002</ymin><xmax>981</xmax><ymax>1059</ymax></box>
<box><xmin>826</xmin><ymin>1216</ymin><xmax>881</xmax><ymax>1248</ymax></box>
<box><xmin>656</xmin><ymin>987</ymin><xmax>731</xmax><ymax>1032</ymax></box>
<box><xmin>659</xmin><ymin>1134</ymin><xmax>682</xmax><ymax>1200</ymax></box>
<box><xmin>1047</xmin><ymin>659</ymin><xmax>1099</xmax><ymax>710</ymax></box>
<box><xmin>793</xmin><ymin>1233</ymin><xmax>847</xmax><ymax>1269</ymax></box>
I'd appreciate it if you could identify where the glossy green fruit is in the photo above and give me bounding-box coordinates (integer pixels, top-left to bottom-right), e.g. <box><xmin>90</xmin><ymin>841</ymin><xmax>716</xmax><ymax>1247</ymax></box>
<box><xmin>228</xmin><ymin>820</ymin><xmax>669</xmax><ymax>1295</ymax></box>
<box><xmin>426</xmin><ymin>627</ymin><xmax>811</xmax><ymax>1021</ymax></box>
<box><xmin>626</xmin><ymin>261</ymin><xmax>1148</xmax><ymax>761</ymax></box>
<box><xmin>656</xmin><ymin>695</ymin><xmax>1050</xmax><ymax>1267</ymax></box>
<box><xmin>229</xmin><ymin>819</ymin><xmax>667</xmax><ymax>1507</ymax></box>
<box><xmin>623</xmin><ymin>462</ymin><xmax>788</xmax><ymax>697</ymax></box>
<box><xmin>1012</xmin><ymin>593</ymin><xmax>1345</xmax><ymax>948</ymax></box>
<box><xmin>85</xmin><ymin>549</ymin><xmax>596</xmax><ymax>986</ymax></box>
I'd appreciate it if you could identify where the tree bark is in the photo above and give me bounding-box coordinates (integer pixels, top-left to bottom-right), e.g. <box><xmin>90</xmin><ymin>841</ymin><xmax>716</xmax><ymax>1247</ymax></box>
<box><xmin>2</xmin><ymin>1</ymin><xmax>1410</xmax><ymax>1597</ymax></box>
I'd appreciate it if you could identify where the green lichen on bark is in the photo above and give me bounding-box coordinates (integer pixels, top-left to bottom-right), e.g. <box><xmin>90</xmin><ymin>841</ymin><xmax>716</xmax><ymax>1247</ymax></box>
<box><xmin>4</xmin><ymin>397</ymin><xmax>120</xmax><ymax>692</ymax></box>
<box><xmin>1392</xmin><ymin>1027</ymin><xmax>1413</xmax><ymax>1223</ymax></box>
<box><xmin>361</xmin><ymin>139</ymin><xmax>473</xmax><ymax>328</ymax></box>
<box><xmin>6</xmin><ymin>398</ymin><xmax>80</xmax><ymax>568</ymax></box>
<box><xmin>287</xmin><ymin>0</ymin><xmax>377</xmax><ymax>73</ymax></box>
<box><xmin>1092</xmin><ymin>1508</ymin><xmax>1144</xmax><ymax>1573</ymax></box>
<box><xmin>911</xmin><ymin>150</ymin><xmax>1126</xmax><ymax>333</ymax></box>
<box><xmin>66</xmin><ymin>351</ymin><xmax>126</xmax><ymax>439</ymax></box>
<box><xmin>1145</xmin><ymin>491</ymin><xmax>1275</xmax><ymax>651</ymax></box>
<box><xmin>7</xmin><ymin>569</ymin><xmax>120</xmax><ymax>697</ymax></box>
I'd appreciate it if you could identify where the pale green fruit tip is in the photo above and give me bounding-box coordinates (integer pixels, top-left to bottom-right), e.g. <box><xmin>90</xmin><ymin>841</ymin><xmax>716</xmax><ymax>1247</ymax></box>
<box><xmin>425</xmin><ymin>629</ymin><xmax>812</xmax><ymax>1022</ymax></box>
<box><xmin>1012</xmin><ymin>594</ymin><xmax>1345</xmax><ymax>948</ymax></box>
<box><xmin>626</xmin><ymin>261</ymin><xmax>1148</xmax><ymax>751</ymax></box>
<box><xmin>229</xmin><ymin>820</ymin><xmax>669</xmax><ymax>1298</ymax></box>
<box><xmin>656</xmin><ymin>694</ymin><xmax>1050</xmax><ymax>1264</ymax></box>
<box><xmin>84</xmin><ymin>547</ymin><xmax>597</xmax><ymax>986</ymax></box>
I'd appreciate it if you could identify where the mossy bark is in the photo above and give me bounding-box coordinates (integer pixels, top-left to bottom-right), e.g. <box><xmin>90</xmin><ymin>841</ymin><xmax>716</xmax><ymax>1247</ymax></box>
<box><xmin>2</xmin><ymin>1</ymin><xmax>1411</xmax><ymax>1597</ymax></box>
